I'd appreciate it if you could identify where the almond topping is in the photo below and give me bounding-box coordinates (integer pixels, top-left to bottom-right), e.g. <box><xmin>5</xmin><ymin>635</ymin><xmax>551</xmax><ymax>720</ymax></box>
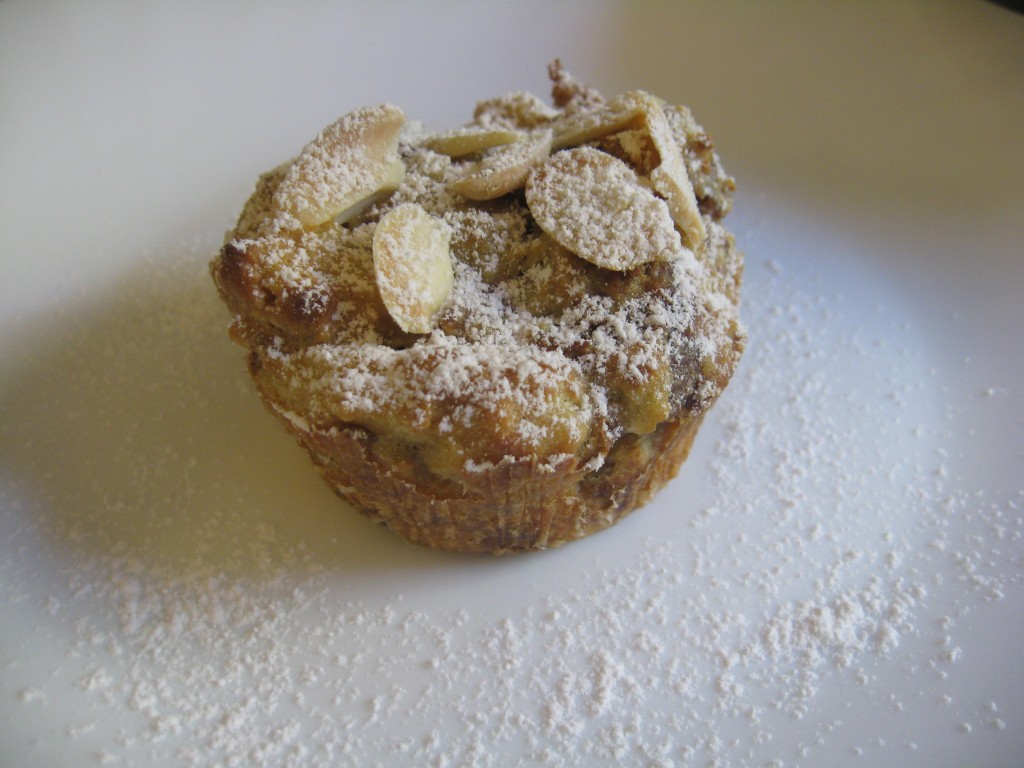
<box><xmin>372</xmin><ymin>203</ymin><xmax>454</xmax><ymax>333</ymax></box>
<box><xmin>639</xmin><ymin>97</ymin><xmax>706</xmax><ymax>249</ymax></box>
<box><xmin>423</xmin><ymin>127</ymin><xmax>522</xmax><ymax>157</ymax></box>
<box><xmin>473</xmin><ymin>91</ymin><xmax>559</xmax><ymax>129</ymax></box>
<box><xmin>450</xmin><ymin>129</ymin><xmax>553</xmax><ymax>200</ymax></box>
<box><xmin>550</xmin><ymin>91</ymin><xmax>647</xmax><ymax>150</ymax></box>
<box><xmin>525</xmin><ymin>147</ymin><xmax>681</xmax><ymax>271</ymax></box>
<box><xmin>551</xmin><ymin>91</ymin><xmax>705</xmax><ymax>249</ymax></box>
<box><xmin>273</xmin><ymin>104</ymin><xmax>406</xmax><ymax>228</ymax></box>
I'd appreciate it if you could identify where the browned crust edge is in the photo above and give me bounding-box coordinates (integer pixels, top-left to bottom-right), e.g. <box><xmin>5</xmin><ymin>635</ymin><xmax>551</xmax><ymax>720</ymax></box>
<box><xmin>260</xmin><ymin>381</ymin><xmax>704</xmax><ymax>554</ymax></box>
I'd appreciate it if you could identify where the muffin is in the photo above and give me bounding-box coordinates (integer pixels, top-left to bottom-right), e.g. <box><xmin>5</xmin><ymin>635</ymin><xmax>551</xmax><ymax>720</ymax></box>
<box><xmin>211</xmin><ymin>62</ymin><xmax>744</xmax><ymax>553</ymax></box>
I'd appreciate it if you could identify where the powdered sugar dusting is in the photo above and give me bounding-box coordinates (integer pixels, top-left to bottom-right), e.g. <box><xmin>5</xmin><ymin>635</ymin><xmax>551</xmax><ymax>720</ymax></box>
<box><xmin>271</xmin><ymin>104</ymin><xmax>406</xmax><ymax>229</ymax></box>
<box><xmin>526</xmin><ymin>146</ymin><xmax>685</xmax><ymax>271</ymax></box>
<box><xmin>213</xmin><ymin>75</ymin><xmax>745</xmax><ymax>498</ymax></box>
<box><xmin>2</xmin><ymin>226</ymin><xmax>1021</xmax><ymax>764</ymax></box>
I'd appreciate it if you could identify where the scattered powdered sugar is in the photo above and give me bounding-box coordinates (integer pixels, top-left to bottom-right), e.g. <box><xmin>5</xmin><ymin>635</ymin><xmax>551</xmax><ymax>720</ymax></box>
<box><xmin>1</xmin><ymin>231</ymin><xmax>1021</xmax><ymax>765</ymax></box>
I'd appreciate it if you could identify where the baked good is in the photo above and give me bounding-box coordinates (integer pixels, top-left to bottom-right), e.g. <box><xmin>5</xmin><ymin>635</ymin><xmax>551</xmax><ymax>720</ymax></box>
<box><xmin>210</xmin><ymin>62</ymin><xmax>744</xmax><ymax>553</ymax></box>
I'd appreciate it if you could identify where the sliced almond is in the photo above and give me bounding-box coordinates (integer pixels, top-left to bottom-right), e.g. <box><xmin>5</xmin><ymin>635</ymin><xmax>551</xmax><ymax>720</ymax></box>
<box><xmin>450</xmin><ymin>129</ymin><xmax>553</xmax><ymax>200</ymax></box>
<box><xmin>473</xmin><ymin>91</ymin><xmax>559</xmax><ymax>129</ymax></box>
<box><xmin>423</xmin><ymin>127</ymin><xmax>522</xmax><ymax>157</ymax></box>
<box><xmin>550</xmin><ymin>91</ymin><xmax>705</xmax><ymax>249</ymax></box>
<box><xmin>550</xmin><ymin>91</ymin><xmax>647</xmax><ymax>150</ymax></box>
<box><xmin>525</xmin><ymin>147</ymin><xmax>681</xmax><ymax>271</ymax></box>
<box><xmin>273</xmin><ymin>104</ymin><xmax>406</xmax><ymax>228</ymax></box>
<box><xmin>372</xmin><ymin>203</ymin><xmax>453</xmax><ymax>333</ymax></box>
<box><xmin>638</xmin><ymin>96</ymin><xmax>706</xmax><ymax>249</ymax></box>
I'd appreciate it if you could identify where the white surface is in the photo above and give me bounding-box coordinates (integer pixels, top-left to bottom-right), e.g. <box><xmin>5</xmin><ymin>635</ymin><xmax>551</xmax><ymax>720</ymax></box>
<box><xmin>1</xmin><ymin>2</ymin><xmax>1022</xmax><ymax>767</ymax></box>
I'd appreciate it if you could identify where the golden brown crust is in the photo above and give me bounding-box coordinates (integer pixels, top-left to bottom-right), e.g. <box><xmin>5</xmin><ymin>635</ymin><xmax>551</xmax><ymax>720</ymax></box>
<box><xmin>211</xmin><ymin>64</ymin><xmax>744</xmax><ymax>553</ymax></box>
<box><xmin>280</xmin><ymin>402</ymin><xmax>702</xmax><ymax>554</ymax></box>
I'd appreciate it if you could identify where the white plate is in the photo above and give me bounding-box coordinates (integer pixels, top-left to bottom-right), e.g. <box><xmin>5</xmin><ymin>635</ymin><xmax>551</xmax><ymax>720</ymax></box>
<box><xmin>2</xmin><ymin>3</ymin><xmax>1022</xmax><ymax>766</ymax></box>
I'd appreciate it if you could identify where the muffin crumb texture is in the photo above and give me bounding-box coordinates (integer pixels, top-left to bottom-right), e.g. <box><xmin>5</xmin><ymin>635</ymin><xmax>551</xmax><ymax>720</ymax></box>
<box><xmin>211</xmin><ymin>62</ymin><xmax>744</xmax><ymax>552</ymax></box>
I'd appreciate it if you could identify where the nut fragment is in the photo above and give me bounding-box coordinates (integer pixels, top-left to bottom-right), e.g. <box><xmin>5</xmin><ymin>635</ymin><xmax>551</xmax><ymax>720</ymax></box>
<box><xmin>273</xmin><ymin>104</ymin><xmax>406</xmax><ymax>228</ymax></box>
<box><xmin>423</xmin><ymin>127</ymin><xmax>522</xmax><ymax>157</ymax></box>
<box><xmin>640</xmin><ymin>98</ymin><xmax>706</xmax><ymax>249</ymax></box>
<box><xmin>372</xmin><ymin>203</ymin><xmax>454</xmax><ymax>333</ymax></box>
<box><xmin>551</xmin><ymin>91</ymin><xmax>647</xmax><ymax>150</ymax></box>
<box><xmin>552</xmin><ymin>91</ymin><xmax>705</xmax><ymax>249</ymax></box>
<box><xmin>473</xmin><ymin>92</ymin><xmax>559</xmax><ymax>129</ymax></box>
<box><xmin>450</xmin><ymin>129</ymin><xmax>552</xmax><ymax>200</ymax></box>
<box><xmin>525</xmin><ymin>146</ymin><xmax>681</xmax><ymax>271</ymax></box>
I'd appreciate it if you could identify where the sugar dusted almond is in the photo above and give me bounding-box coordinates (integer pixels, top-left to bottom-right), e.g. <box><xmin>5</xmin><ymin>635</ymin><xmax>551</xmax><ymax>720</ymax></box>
<box><xmin>473</xmin><ymin>91</ymin><xmax>559</xmax><ymax>129</ymax></box>
<box><xmin>423</xmin><ymin>127</ymin><xmax>522</xmax><ymax>157</ymax></box>
<box><xmin>525</xmin><ymin>147</ymin><xmax>681</xmax><ymax>271</ymax></box>
<box><xmin>639</xmin><ymin>96</ymin><xmax>706</xmax><ymax>249</ymax></box>
<box><xmin>551</xmin><ymin>91</ymin><xmax>648</xmax><ymax>150</ymax></box>
<box><xmin>372</xmin><ymin>203</ymin><xmax>454</xmax><ymax>334</ymax></box>
<box><xmin>551</xmin><ymin>91</ymin><xmax>705</xmax><ymax>248</ymax></box>
<box><xmin>450</xmin><ymin>129</ymin><xmax>552</xmax><ymax>200</ymax></box>
<box><xmin>273</xmin><ymin>104</ymin><xmax>406</xmax><ymax>228</ymax></box>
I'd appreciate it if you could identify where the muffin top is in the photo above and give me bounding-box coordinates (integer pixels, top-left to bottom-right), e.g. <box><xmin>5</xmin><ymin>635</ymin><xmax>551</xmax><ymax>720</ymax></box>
<box><xmin>211</xmin><ymin>62</ymin><xmax>744</xmax><ymax>484</ymax></box>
